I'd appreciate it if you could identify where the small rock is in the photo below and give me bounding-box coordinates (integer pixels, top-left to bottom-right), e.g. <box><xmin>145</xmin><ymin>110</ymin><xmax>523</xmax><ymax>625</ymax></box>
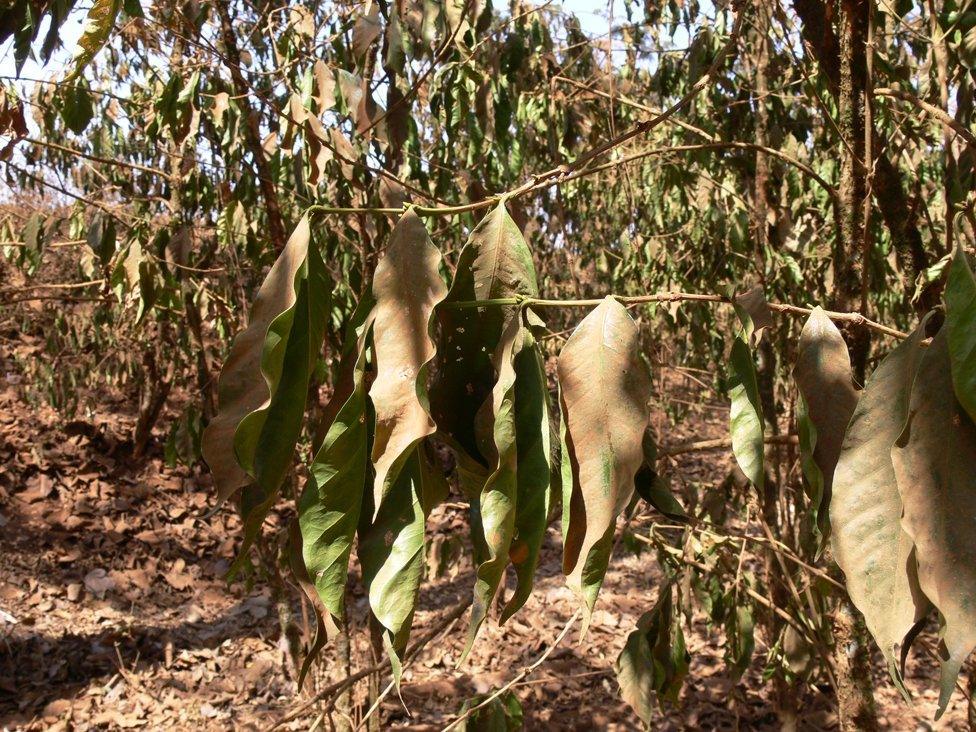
<box><xmin>67</xmin><ymin>583</ymin><xmax>83</xmax><ymax>602</ymax></box>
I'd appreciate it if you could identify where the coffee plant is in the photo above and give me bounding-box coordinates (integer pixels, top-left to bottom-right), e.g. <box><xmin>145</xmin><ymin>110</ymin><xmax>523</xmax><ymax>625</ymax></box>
<box><xmin>3</xmin><ymin>0</ymin><xmax>976</xmax><ymax>727</ymax></box>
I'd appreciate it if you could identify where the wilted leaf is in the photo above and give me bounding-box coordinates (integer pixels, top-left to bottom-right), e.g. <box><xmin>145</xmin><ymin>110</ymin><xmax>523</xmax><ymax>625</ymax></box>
<box><xmin>357</xmin><ymin>211</ymin><xmax>447</xmax><ymax>679</ymax></box>
<box><xmin>431</xmin><ymin>202</ymin><xmax>539</xmax><ymax>477</ymax></box>
<box><xmin>359</xmin><ymin>449</ymin><xmax>447</xmax><ymax>681</ymax></box>
<box><xmin>794</xmin><ymin>307</ymin><xmax>859</xmax><ymax>544</ymax></box>
<box><xmin>733</xmin><ymin>284</ymin><xmax>773</xmax><ymax>338</ymax></box>
<box><xmin>299</xmin><ymin>311</ymin><xmax>372</xmax><ymax>621</ymax></box>
<box><xmin>352</xmin><ymin>2</ymin><xmax>382</xmax><ymax>66</ymax></box>
<box><xmin>831</xmin><ymin>318</ymin><xmax>932</xmax><ymax>693</ymax></box>
<box><xmin>464</xmin><ymin>316</ymin><xmax>520</xmax><ymax>656</ymax></box>
<box><xmin>728</xmin><ymin>335</ymin><xmax>764</xmax><ymax>490</ymax></box>
<box><xmin>945</xmin><ymin>242</ymin><xmax>976</xmax><ymax>423</ymax></box>
<box><xmin>368</xmin><ymin>209</ymin><xmax>447</xmax><ymax>511</ymax></box>
<box><xmin>202</xmin><ymin>216</ymin><xmax>330</xmax><ymax>520</ymax></box>
<box><xmin>616</xmin><ymin>584</ymin><xmax>689</xmax><ymax>724</ymax></box>
<box><xmin>633</xmin><ymin>429</ymin><xmax>686</xmax><ymax>521</ymax></box>
<box><xmin>501</xmin><ymin>319</ymin><xmax>555</xmax><ymax>621</ymax></box>
<box><xmin>559</xmin><ymin>296</ymin><xmax>650</xmax><ymax>624</ymax></box>
<box><xmin>313</xmin><ymin>60</ymin><xmax>335</xmax><ymax>113</ymax></box>
<box><xmin>892</xmin><ymin>330</ymin><xmax>976</xmax><ymax>717</ymax></box>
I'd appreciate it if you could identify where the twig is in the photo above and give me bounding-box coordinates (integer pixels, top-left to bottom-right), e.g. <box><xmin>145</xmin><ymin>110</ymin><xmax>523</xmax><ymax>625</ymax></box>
<box><xmin>269</xmin><ymin>598</ymin><xmax>471</xmax><ymax>730</ymax></box>
<box><xmin>440</xmin><ymin>609</ymin><xmax>582</xmax><ymax>731</ymax></box>
<box><xmin>444</xmin><ymin>291</ymin><xmax>907</xmax><ymax>339</ymax></box>
<box><xmin>875</xmin><ymin>87</ymin><xmax>976</xmax><ymax>149</ymax></box>
<box><xmin>659</xmin><ymin>434</ymin><xmax>798</xmax><ymax>456</ymax></box>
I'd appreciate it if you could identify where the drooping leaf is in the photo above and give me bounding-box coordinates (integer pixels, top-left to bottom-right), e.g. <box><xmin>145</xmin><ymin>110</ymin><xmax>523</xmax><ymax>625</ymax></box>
<box><xmin>728</xmin><ymin>335</ymin><xmax>764</xmax><ymax>490</ymax></box>
<box><xmin>298</xmin><ymin>313</ymin><xmax>373</xmax><ymax>622</ymax></box>
<box><xmin>236</xmin><ymin>240</ymin><xmax>331</xmax><ymax>564</ymax></box>
<box><xmin>60</xmin><ymin>83</ymin><xmax>93</xmax><ymax>135</ymax></box>
<box><xmin>501</xmin><ymin>318</ymin><xmax>556</xmax><ymax>621</ymax></box>
<box><xmin>795</xmin><ymin>394</ymin><xmax>825</xmax><ymax>551</ymax></box>
<box><xmin>892</xmin><ymin>329</ymin><xmax>976</xmax><ymax>718</ymax></box>
<box><xmin>358</xmin><ymin>449</ymin><xmax>448</xmax><ymax>681</ymax></box>
<box><xmin>430</xmin><ymin>202</ymin><xmax>539</xmax><ymax>476</ymax></box>
<box><xmin>352</xmin><ymin>1</ymin><xmax>382</xmax><ymax>67</ymax></box>
<box><xmin>287</xmin><ymin>519</ymin><xmax>333</xmax><ymax>689</ymax></box>
<box><xmin>463</xmin><ymin>308</ymin><xmax>554</xmax><ymax>650</ymax></box>
<box><xmin>831</xmin><ymin>318</ymin><xmax>932</xmax><ymax>693</ymax></box>
<box><xmin>945</xmin><ymin>242</ymin><xmax>976</xmax><ymax>424</ymax></box>
<box><xmin>368</xmin><ymin>209</ymin><xmax>447</xmax><ymax>511</ymax></box>
<box><xmin>202</xmin><ymin>216</ymin><xmax>330</xmax><ymax>515</ymax></box>
<box><xmin>616</xmin><ymin>584</ymin><xmax>690</xmax><ymax>724</ymax></box>
<box><xmin>633</xmin><ymin>428</ymin><xmax>687</xmax><ymax>521</ymax></box>
<box><xmin>793</xmin><ymin>307</ymin><xmax>859</xmax><ymax>545</ymax></box>
<box><xmin>358</xmin><ymin>210</ymin><xmax>447</xmax><ymax>678</ymax></box>
<box><xmin>67</xmin><ymin>0</ymin><xmax>121</xmax><ymax>81</ymax></box>
<box><xmin>463</xmin><ymin>315</ymin><xmax>520</xmax><ymax>656</ymax></box>
<box><xmin>559</xmin><ymin>296</ymin><xmax>651</xmax><ymax>625</ymax></box>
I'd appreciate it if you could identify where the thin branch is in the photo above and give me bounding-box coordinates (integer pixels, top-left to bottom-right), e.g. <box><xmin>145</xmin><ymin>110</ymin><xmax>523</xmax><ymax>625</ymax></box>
<box><xmin>269</xmin><ymin>598</ymin><xmax>471</xmax><ymax>730</ymax></box>
<box><xmin>875</xmin><ymin>87</ymin><xmax>976</xmax><ymax>149</ymax></box>
<box><xmin>444</xmin><ymin>291</ymin><xmax>908</xmax><ymax>339</ymax></box>
<box><xmin>440</xmin><ymin>609</ymin><xmax>582</xmax><ymax>731</ymax></box>
<box><xmin>26</xmin><ymin>138</ymin><xmax>170</xmax><ymax>179</ymax></box>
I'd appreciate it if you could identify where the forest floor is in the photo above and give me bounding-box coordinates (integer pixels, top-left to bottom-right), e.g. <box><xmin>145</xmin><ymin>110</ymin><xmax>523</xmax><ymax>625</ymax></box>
<box><xmin>0</xmin><ymin>343</ymin><xmax>971</xmax><ymax>731</ymax></box>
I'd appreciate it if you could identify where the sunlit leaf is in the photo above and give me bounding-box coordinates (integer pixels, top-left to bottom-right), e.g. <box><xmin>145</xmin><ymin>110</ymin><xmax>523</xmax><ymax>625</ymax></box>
<box><xmin>67</xmin><ymin>0</ymin><xmax>121</xmax><ymax>81</ymax></box>
<box><xmin>299</xmin><ymin>308</ymin><xmax>373</xmax><ymax>622</ymax></box>
<box><xmin>559</xmin><ymin>296</ymin><xmax>650</xmax><ymax>626</ymax></box>
<box><xmin>831</xmin><ymin>318</ymin><xmax>932</xmax><ymax>694</ymax></box>
<box><xmin>892</xmin><ymin>329</ymin><xmax>976</xmax><ymax>717</ymax></box>
<box><xmin>358</xmin><ymin>210</ymin><xmax>447</xmax><ymax>679</ymax></box>
<box><xmin>793</xmin><ymin>307</ymin><xmax>859</xmax><ymax>547</ymax></box>
<box><xmin>728</xmin><ymin>335</ymin><xmax>764</xmax><ymax>489</ymax></box>
<box><xmin>368</xmin><ymin>209</ymin><xmax>447</xmax><ymax>510</ymax></box>
<box><xmin>945</xmin><ymin>242</ymin><xmax>976</xmax><ymax>423</ymax></box>
<box><xmin>202</xmin><ymin>216</ymin><xmax>330</xmax><ymax>525</ymax></box>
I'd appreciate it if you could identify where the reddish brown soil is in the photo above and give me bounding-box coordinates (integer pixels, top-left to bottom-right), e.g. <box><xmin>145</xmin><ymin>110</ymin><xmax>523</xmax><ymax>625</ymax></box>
<box><xmin>0</xmin><ymin>356</ymin><xmax>971</xmax><ymax>730</ymax></box>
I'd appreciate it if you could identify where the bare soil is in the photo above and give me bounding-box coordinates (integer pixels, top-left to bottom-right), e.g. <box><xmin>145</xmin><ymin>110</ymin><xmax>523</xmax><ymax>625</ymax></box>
<box><xmin>0</xmin><ymin>351</ymin><xmax>971</xmax><ymax>730</ymax></box>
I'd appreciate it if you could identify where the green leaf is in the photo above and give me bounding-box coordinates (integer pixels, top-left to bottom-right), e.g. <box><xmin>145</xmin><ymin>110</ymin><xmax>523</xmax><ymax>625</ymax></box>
<box><xmin>299</xmin><ymin>313</ymin><xmax>373</xmax><ymax>621</ymax></box>
<box><xmin>793</xmin><ymin>307</ymin><xmax>859</xmax><ymax>547</ymax></box>
<box><xmin>430</xmin><ymin>202</ymin><xmax>539</xmax><ymax>472</ymax></box>
<box><xmin>634</xmin><ymin>428</ymin><xmax>687</xmax><ymax>521</ymax></box>
<box><xmin>463</xmin><ymin>315</ymin><xmax>521</xmax><ymax>657</ymax></box>
<box><xmin>501</xmin><ymin>320</ymin><xmax>556</xmax><ymax>621</ymax></box>
<box><xmin>457</xmin><ymin>690</ymin><xmax>524</xmax><ymax>731</ymax></box>
<box><xmin>86</xmin><ymin>213</ymin><xmax>116</xmax><ymax>268</ymax></box>
<box><xmin>831</xmin><ymin>317</ymin><xmax>933</xmax><ymax>695</ymax></box>
<box><xmin>202</xmin><ymin>215</ymin><xmax>330</xmax><ymax>516</ymax></box>
<box><xmin>945</xmin><ymin>242</ymin><xmax>976</xmax><ymax>424</ymax></box>
<box><xmin>892</xmin><ymin>329</ymin><xmax>976</xmax><ymax>718</ymax></box>
<box><xmin>615</xmin><ymin>584</ymin><xmax>690</xmax><ymax>724</ymax></box>
<box><xmin>728</xmin><ymin>335</ymin><xmax>764</xmax><ymax>490</ymax></box>
<box><xmin>235</xmin><ymin>236</ymin><xmax>331</xmax><ymax>565</ymax></box>
<box><xmin>67</xmin><ymin>0</ymin><xmax>121</xmax><ymax>81</ymax></box>
<box><xmin>60</xmin><ymin>83</ymin><xmax>93</xmax><ymax>134</ymax></box>
<box><xmin>559</xmin><ymin>297</ymin><xmax>651</xmax><ymax>628</ymax></box>
<box><xmin>358</xmin><ymin>449</ymin><xmax>447</xmax><ymax>681</ymax></box>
